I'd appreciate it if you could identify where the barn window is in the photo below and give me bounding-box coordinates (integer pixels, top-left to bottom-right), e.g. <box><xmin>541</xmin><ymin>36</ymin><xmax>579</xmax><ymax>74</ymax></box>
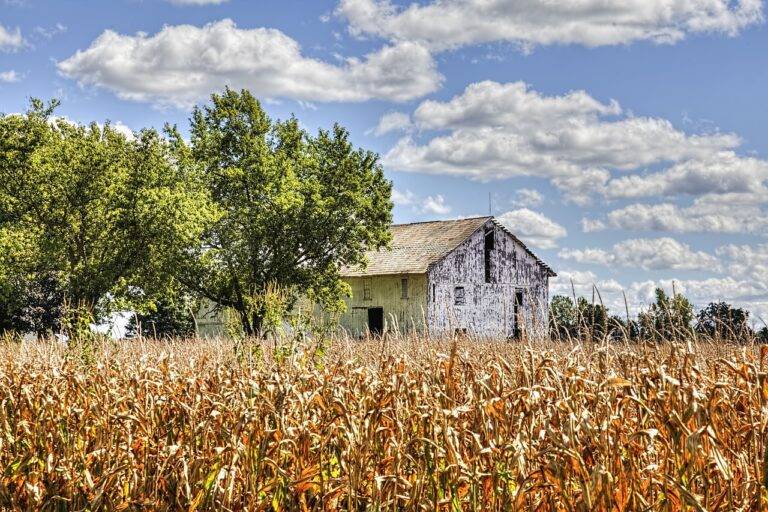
<box><xmin>401</xmin><ymin>278</ymin><xmax>409</xmax><ymax>299</ymax></box>
<box><xmin>363</xmin><ymin>279</ymin><xmax>372</xmax><ymax>300</ymax></box>
<box><xmin>454</xmin><ymin>286</ymin><xmax>466</xmax><ymax>305</ymax></box>
<box><xmin>484</xmin><ymin>226</ymin><xmax>494</xmax><ymax>283</ymax></box>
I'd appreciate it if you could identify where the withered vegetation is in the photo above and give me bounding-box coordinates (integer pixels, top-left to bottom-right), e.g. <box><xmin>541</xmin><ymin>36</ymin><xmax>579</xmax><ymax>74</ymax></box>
<box><xmin>1</xmin><ymin>336</ymin><xmax>767</xmax><ymax>510</ymax></box>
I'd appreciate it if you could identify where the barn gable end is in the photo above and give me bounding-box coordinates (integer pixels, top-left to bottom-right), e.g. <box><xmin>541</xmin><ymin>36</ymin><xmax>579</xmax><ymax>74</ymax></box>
<box><xmin>425</xmin><ymin>218</ymin><xmax>552</xmax><ymax>338</ymax></box>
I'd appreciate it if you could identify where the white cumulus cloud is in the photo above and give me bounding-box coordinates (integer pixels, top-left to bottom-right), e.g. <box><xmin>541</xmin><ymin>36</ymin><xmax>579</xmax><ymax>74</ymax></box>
<box><xmin>605</xmin><ymin>152</ymin><xmax>768</xmax><ymax>199</ymax></box>
<box><xmin>511</xmin><ymin>188</ymin><xmax>544</xmax><ymax>208</ymax></box>
<box><xmin>0</xmin><ymin>24</ymin><xmax>24</xmax><ymax>51</ymax></box>
<box><xmin>550</xmin><ymin>269</ymin><xmax>625</xmax><ymax>302</ymax></box>
<box><xmin>0</xmin><ymin>70</ymin><xmax>20</xmax><ymax>83</ymax></box>
<box><xmin>391</xmin><ymin>188</ymin><xmax>452</xmax><ymax>216</ymax></box>
<box><xmin>559</xmin><ymin>237</ymin><xmax>719</xmax><ymax>271</ymax></box>
<box><xmin>551</xmin><ymin>271</ymin><xmax>768</xmax><ymax>322</ymax></box>
<box><xmin>391</xmin><ymin>188</ymin><xmax>416</xmax><ymax>206</ymax></box>
<box><xmin>496</xmin><ymin>208</ymin><xmax>566</xmax><ymax>249</ymax></box>
<box><xmin>420</xmin><ymin>194</ymin><xmax>451</xmax><ymax>215</ymax></box>
<box><xmin>371</xmin><ymin>111</ymin><xmax>412</xmax><ymax>136</ymax></box>
<box><xmin>336</xmin><ymin>0</ymin><xmax>763</xmax><ymax>51</ymax></box>
<box><xmin>716</xmin><ymin>243</ymin><xmax>768</xmax><ymax>283</ymax></box>
<box><xmin>58</xmin><ymin>19</ymin><xmax>441</xmax><ymax>108</ymax></box>
<box><xmin>584</xmin><ymin>201</ymin><xmax>768</xmax><ymax>235</ymax></box>
<box><xmin>383</xmin><ymin>80</ymin><xmax>752</xmax><ymax>205</ymax></box>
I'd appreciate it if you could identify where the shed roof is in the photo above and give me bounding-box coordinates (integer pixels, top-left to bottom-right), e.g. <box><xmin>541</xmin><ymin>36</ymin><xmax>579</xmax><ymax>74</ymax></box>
<box><xmin>341</xmin><ymin>216</ymin><xmax>556</xmax><ymax>277</ymax></box>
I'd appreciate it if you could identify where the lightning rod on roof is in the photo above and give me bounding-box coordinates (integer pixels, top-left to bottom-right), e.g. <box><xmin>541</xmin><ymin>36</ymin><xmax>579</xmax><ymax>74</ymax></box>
<box><xmin>488</xmin><ymin>192</ymin><xmax>492</xmax><ymax>216</ymax></box>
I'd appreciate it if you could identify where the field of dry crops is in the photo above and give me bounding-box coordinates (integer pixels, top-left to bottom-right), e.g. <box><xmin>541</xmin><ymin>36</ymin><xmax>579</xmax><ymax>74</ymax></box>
<box><xmin>1</xmin><ymin>337</ymin><xmax>767</xmax><ymax>511</ymax></box>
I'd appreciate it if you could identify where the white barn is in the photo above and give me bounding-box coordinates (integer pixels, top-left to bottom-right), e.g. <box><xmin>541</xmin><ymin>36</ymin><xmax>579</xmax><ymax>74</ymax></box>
<box><xmin>338</xmin><ymin>216</ymin><xmax>556</xmax><ymax>338</ymax></box>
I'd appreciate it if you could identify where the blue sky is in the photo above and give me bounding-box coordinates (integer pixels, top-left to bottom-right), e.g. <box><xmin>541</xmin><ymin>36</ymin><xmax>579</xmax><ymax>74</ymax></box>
<box><xmin>2</xmin><ymin>0</ymin><xmax>768</xmax><ymax>322</ymax></box>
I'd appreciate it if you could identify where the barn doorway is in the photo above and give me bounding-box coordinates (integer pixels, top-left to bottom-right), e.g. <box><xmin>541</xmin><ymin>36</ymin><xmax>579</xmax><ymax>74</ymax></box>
<box><xmin>513</xmin><ymin>290</ymin><xmax>524</xmax><ymax>339</ymax></box>
<box><xmin>368</xmin><ymin>307</ymin><xmax>384</xmax><ymax>336</ymax></box>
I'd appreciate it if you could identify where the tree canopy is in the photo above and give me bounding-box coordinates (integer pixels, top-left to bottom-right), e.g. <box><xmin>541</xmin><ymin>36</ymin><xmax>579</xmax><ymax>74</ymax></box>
<box><xmin>0</xmin><ymin>100</ymin><xmax>213</xmax><ymax>336</ymax></box>
<box><xmin>0</xmin><ymin>92</ymin><xmax>393</xmax><ymax>339</ymax></box>
<box><xmin>638</xmin><ymin>288</ymin><xmax>694</xmax><ymax>341</ymax></box>
<box><xmin>176</xmin><ymin>88</ymin><xmax>392</xmax><ymax>336</ymax></box>
<box><xmin>549</xmin><ymin>294</ymin><xmax>628</xmax><ymax>341</ymax></box>
<box><xmin>696</xmin><ymin>301</ymin><xmax>751</xmax><ymax>340</ymax></box>
<box><xmin>125</xmin><ymin>295</ymin><xmax>198</xmax><ymax>340</ymax></box>
<box><xmin>548</xmin><ymin>289</ymin><xmax>763</xmax><ymax>343</ymax></box>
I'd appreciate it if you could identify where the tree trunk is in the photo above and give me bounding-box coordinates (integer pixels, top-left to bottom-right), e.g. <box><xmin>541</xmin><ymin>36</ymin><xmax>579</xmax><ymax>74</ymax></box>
<box><xmin>239</xmin><ymin>309</ymin><xmax>264</xmax><ymax>338</ymax></box>
<box><xmin>65</xmin><ymin>298</ymin><xmax>96</xmax><ymax>341</ymax></box>
<box><xmin>251</xmin><ymin>312</ymin><xmax>264</xmax><ymax>337</ymax></box>
<box><xmin>240</xmin><ymin>310</ymin><xmax>254</xmax><ymax>337</ymax></box>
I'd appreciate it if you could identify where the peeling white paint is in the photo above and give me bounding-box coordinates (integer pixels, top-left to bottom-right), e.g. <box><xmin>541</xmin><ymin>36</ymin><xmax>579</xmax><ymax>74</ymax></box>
<box><xmin>426</xmin><ymin>219</ymin><xmax>550</xmax><ymax>338</ymax></box>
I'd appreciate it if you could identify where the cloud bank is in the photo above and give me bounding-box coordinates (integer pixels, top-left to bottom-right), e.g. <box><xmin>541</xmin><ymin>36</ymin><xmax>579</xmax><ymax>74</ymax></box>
<box><xmin>337</xmin><ymin>0</ymin><xmax>763</xmax><ymax>51</ymax></box>
<box><xmin>58</xmin><ymin>19</ymin><xmax>441</xmax><ymax>108</ymax></box>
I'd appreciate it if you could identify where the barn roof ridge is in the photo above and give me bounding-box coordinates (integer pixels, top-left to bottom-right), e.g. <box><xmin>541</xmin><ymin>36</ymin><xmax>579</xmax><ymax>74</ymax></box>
<box><xmin>342</xmin><ymin>215</ymin><xmax>555</xmax><ymax>278</ymax></box>
<box><xmin>391</xmin><ymin>215</ymin><xmax>492</xmax><ymax>228</ymax></box>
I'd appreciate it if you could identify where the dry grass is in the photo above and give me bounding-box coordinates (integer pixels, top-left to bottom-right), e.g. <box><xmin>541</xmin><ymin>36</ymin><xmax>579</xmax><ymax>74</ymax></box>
<box><xmin>1</xmin><ymin>336</ymin><xmax>767</xmax><ymax>510</ymax></box>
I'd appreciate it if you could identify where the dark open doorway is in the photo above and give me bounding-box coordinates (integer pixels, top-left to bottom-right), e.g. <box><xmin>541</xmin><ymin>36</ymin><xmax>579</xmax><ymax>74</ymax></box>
<box><xmin>368</xmin><ymin>307</ymin><xmax>384</xmax><ymax>336</ymax></box>
<box><xmin>513</xmin><ymin>290</ymin><xmax>524</xmax><ymax>339</ymax></box>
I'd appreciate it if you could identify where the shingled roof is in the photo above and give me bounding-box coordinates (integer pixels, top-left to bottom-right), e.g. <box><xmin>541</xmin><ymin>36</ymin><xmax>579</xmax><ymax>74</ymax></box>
<box><xmin>341</xmin><ymin>216</ymin><xmax>556</xmax><ymax>277</ymax></box>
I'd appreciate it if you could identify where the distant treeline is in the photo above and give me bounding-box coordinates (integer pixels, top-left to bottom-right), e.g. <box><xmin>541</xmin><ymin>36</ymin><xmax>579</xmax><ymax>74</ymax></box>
<box><xmin>550</xmin><ymin>288</ymin><xmax>768</xmax><ymax>343</ymax></box>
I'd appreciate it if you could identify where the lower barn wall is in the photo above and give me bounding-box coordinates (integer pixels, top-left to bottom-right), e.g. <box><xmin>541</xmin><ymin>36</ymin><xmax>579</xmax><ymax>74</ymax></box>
<box><xmin>196</xmin><ymin>275</ymin><xmax>429</xmax><ymax>338</ymax></box>
<box><xmin>427</xmin><ymin>282</ymin><xmax>548</xmax><ymax>338</ymax></box>
<box><xmin>340</xmin><ymin>274</ymin><xmax>428</xmax><ymax>336</ymax></box>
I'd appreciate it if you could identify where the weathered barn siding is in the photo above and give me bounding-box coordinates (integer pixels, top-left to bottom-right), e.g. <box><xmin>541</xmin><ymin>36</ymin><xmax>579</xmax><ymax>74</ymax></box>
<box><xmin>339</xmin><ymin>274</ymin><xmax>428</xmax><ymax>335</ymax></box>
<box><xmin>427</xmin><ymin>219</ymin><xmax>550</xmax><ymax>338</ymax></box>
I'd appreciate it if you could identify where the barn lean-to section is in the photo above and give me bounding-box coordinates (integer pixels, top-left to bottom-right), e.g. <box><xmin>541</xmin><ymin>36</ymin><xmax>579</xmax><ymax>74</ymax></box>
<box><xmin>340</xmin><ymin>216</ymin><xmax>555</xmax><ymax>338</ymax></box>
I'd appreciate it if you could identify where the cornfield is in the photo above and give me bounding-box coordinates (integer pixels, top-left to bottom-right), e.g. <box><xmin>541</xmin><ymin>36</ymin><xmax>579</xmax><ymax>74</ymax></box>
<box><xmin>1</xmin><ymin>336</ymin><xmax>767</xmax><ymax>510</ymax></box>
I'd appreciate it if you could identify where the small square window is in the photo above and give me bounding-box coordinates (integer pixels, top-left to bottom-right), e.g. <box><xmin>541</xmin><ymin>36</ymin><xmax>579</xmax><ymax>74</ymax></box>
<box><xmin>363</xmin><ymin>279</ymin><xmax>372</xmax><ymax>300</ymax></box>
<box><xmin>401</xmin><ymin>278</ymin><xmax>409</xmax><ymax>299</ymax></box>
<box><xmin>454</xmin><ymin>286</ymin><xmax>465</xmax><ymax>306</ymax></box>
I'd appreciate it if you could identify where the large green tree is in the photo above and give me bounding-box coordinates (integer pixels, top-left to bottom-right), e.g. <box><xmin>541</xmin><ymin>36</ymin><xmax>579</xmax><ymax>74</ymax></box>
<box><xmin>179</xmin><ymin>88</ymin><xmax>392</xmax><ymax>336</ymax></box>
<box><xmin>0</xmin><ymin>100</ymin><xmax>213</xmax><ymax>336</ymax></box>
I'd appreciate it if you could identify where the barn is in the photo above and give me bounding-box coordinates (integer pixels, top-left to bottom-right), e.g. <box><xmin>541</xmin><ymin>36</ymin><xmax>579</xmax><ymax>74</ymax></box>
<box><xmin>339</xmin><ymin>216</ymin><xmax>556</xmax><ymax>339</ymax></box>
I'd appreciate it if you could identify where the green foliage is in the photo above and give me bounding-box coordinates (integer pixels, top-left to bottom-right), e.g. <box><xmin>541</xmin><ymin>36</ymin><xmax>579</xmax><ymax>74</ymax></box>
<box><xmin>551</xmin><ymin>292</ymin><xmax>760</xmax><ymax>343</ymax></box>
<box><xmin>0</xmin><ymin>272</ymin><xmax>26</xmax><ymax>335</ymax></box>
<box><xmin>125</xmin><ymin>295</ymin><xmax>197</xmax><ymax>339</ymax></box>
<box><xmin>549</xmin><ymin>295</ymin><xmax>577</xmax><ymax>340</ymax></box>
<box><xmin>638</xmin><ymin>288</ymin><xmax>694</xmax><ymax>341</ymax></box>
<box><xmin>62</xmin><ymin>302</ymin><xmax>103</xmax><ymax>364</ymax></box>
<box><xmin>0</xmin><ymin>100</ymin><xmax>214</xmax><ymax>336</ymax></box>
<box><xmin>696</xmin><ymin>301</ymin><xmax>752</xmax><ymax>341</ymax></box>
<box><xmin>576</xmin><ymin>297</ymin><xmax>609</xmax><ymax>340</ymax></box>
<box><xmin>249</xmin><ymin>281</ymin><xmax>291</xmax><ymax>337</ymax></box>
<box><xmin>233</xmin><ymin>337</ymin><xmax>264</xmax><ymax>367</ymax></box>
<box><xmin>178</xmin><ymin>88</ymin><xmax>392</xmax><ymax>336</ymax></box>
<box><xmin>548</xmin><ymin>294</ymin><xmax>626</xmax><ymax>341</ymax></box>
<box><xmin>1</xmin><ymin>92</ymin><xmax>391</xmax><ymax>339</ymax></box>
<box><xmin>12</xmin><ymin>272</ymin><xmax>66</xmax><ymax>337</ymax></box>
